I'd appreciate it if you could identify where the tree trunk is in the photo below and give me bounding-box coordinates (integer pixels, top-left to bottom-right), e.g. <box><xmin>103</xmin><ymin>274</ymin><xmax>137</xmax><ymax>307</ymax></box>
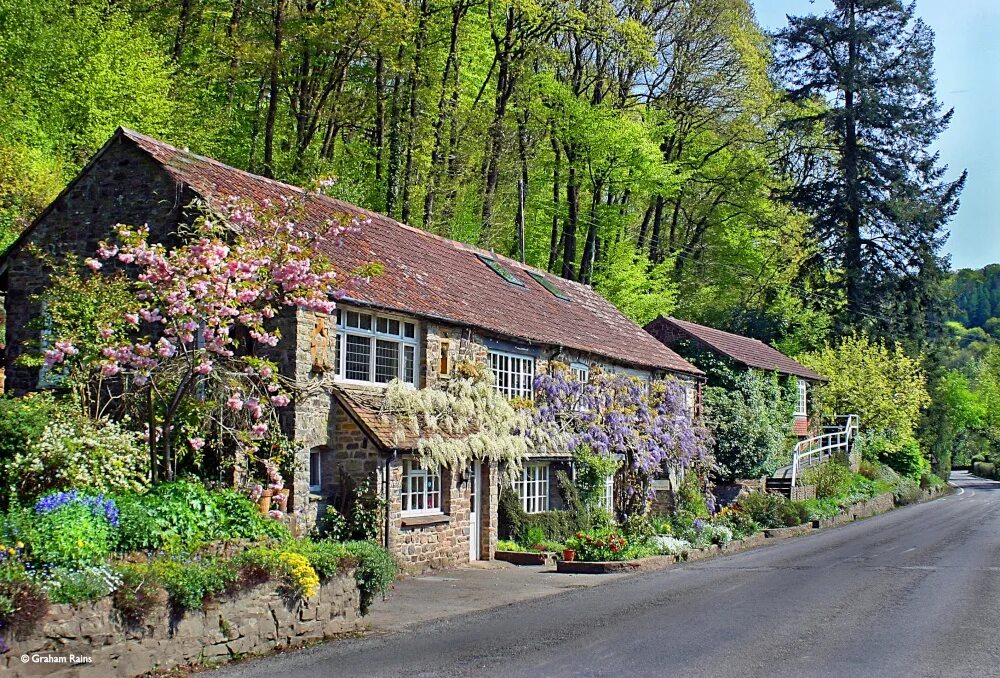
<box><xmin>562</xmin><ymin>150</ymin><xmax>579</xmax><ymax>280</ymax></box>
<box><xmin>374</xmin><ymin>52</ymin><xmax>386</xmax><ymax>209</ymax></box>
<box><xmin>262</xmin><ymin>0</ymin><xmax>287</xmax><ymax>178</ymax></box>
<box><xmin>480</xmin><ymin>6</ymin><xmax>516</xmax><ymax>241</ymax></box>
<box><xmin>385</xmin><ymin>46</ymin><xmax>406</xmax><ymax>217</ymax></box>
<box><xmin>843</xmin><ymin>0</ymin><xmax>863</xmax><ymax>323</ymax></box>
<box><xmin>401</xmin><ymin>0</ymin><xmax>431</xmax><ymax>225</ymax></box>
<box><xmin>173</xmin><ymin>0</ymin><xmax>194</xmax><ymax>62</ymax></box>
<box><xmin>423</xmin><ymin>0</ymin><xmax>464</xmax><ymax>229</ymax></box>
<box><xmin>548</xmin><ymin>130</ymin><xmax>561</xmax><ymax>272</ymax></box>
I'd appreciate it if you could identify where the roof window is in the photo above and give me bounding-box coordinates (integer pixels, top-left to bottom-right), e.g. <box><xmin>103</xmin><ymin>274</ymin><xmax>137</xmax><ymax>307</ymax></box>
<box><xmin>477</xmin><ymin>254</ymin><xmax>525</xmax><ymax>287</ymax></box>
<box><xmin>527</xmin><ymin>271</ymin><xmax>570</xmax><ymax>300</ymax></box>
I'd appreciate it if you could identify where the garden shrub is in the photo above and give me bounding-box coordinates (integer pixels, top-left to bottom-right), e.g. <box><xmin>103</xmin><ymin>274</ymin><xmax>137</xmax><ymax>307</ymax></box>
<box><xmin>114</xmin><ymin>481</ymin><xmax>286</xmax><ymax>553</ymax></box>
<box><xmin>5</xmin><ymin>416</ymin><xmax>147</xmax><ymax>504</ymax></box>
<box><xmin>893</xmin><ymin>477</ymin><xmax>922</xmax><ymax>506</ymax></box>
<box><xmin>857</xmin><ymin>431</ymin><xmax>929</xmax><ymax>480</ymax></box>
<box><xmin>45</xmin><ymin>565</ymin><xmax>121</xmax><ymax>604</ymax></box>
<box><xmin>973</xmin><ymin>461</ymin><xmax>998</xmax><ymax>480</ymax></box>
<box><xmin>0</xmin><ymin>393</ymin><xmax>62</xmax><ymax>487</ymax></box>
<box><xmin>711</xmin><ymin>506</ymin><xmax>758</xmax><ymax>539</ymax></box>
<box><xmin>282</xmin><ymin>539</ymin><xmax>350</xmax><ymax>579</ymax></box>
<box><xmin>0</xmin><ymin>565</ymin><xmax>49</xmax><ymax>637</ymax></box>
<box><xmin>796</xmin><ymin>498</ymin><xmax>840</xmax><ymax>521</ymax></box>
<box><xmin>920</xmin><ymin>472</ymin><xmax>944</xmax><ymax>490</ymax></box>
<box><xmin>149</xmin><ymin>557</ymin><xmax>241</xmax><ymax>611</ymax></box>
<box><xmin>778</xmin><ymin>501</ymin><xmax>812</xmax><ymax>527</ymax></box>
<box><xmin>344</xmin><ymin>541</ymin><xmax>396</xmax><ymax>613</ymax></box>
<box><xmin>735</xmin><ymin>492</ymin><xmax>787</xmax><ymax>529</ymax></box>
<box><xmin>112</xmin><ymin>564</ymin><xmax>168</xmax><ymax>626</ymax></box>
<box><xmin>702</xmin><ymin>370</ymin><xmax>796</xmax><ymax>480</ymax></box>
<box><xmin>803</xmin><ymin>461</ymin><xmax>854</xmax><ymax>499</ymax></box>
<box><xmin>498</xmin><ymin>486</ymin><xmax>525</xmax><ymax>541</ymax></box>
<box><xmin>29</xmin><ymin>492</ymin><xmax>117</xmax><ymax>568</ymax></box>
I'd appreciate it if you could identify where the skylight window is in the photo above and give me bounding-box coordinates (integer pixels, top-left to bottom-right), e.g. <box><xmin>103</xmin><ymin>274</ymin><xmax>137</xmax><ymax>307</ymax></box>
<box><xmin>477</xmin><ymin>254</ymin><xmax>525</xmax><ymax>287</ymax></box>
<box><xmin>527</xmin><ymin>271</ymin><xmax>570</xmax><ymax>301</ymax></box>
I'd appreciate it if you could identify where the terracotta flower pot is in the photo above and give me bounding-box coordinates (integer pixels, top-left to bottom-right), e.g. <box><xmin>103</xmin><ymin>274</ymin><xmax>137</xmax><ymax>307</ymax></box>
<box><xmin>258</xmin><ymin>489</ymin><xmax>274</xmax><ymax>515</ymax></box>
<box><xmin>563</xmin><ymin>549</ymin><xmax>576</xmax><ymax>562</ymax></box>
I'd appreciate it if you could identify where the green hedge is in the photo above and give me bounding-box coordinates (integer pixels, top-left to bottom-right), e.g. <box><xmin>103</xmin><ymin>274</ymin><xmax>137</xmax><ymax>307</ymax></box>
<box><xmin>972</xmin><ymin>461</ymin><xmax>998</xmax><ymax>480</ymax></box>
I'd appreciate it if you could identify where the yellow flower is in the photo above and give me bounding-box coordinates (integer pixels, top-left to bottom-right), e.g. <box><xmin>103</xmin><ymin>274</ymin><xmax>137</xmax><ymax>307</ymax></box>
<box><xmin>15</xmin><ymin>541</ymin><xmax>24</xmax><ymax>549</ymax></box>
<box><xmin>6</xmin><ymin>548</ymin><xmax>13</xmax><ymax>556</ymax></box>
<box><xmin>279</xmin><ymin>552</ymin><xmax>320</xmax><ymax>598</ymax></box>
<box><xmin>77</xmin><ymin>539</ymin><xmax>85</xmax><ymax>548</ymax></box>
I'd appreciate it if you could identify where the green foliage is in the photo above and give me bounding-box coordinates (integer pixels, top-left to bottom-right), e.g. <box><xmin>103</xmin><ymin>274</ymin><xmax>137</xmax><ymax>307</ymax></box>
<box><xmin>344</xmin><ymin>540</ymin><xmax>397</xmax><ymax>613</ymax></box>
<box><xmin>5</xmin><ymin>415</ymin><xmax>148</xmax><ymax>504</ymax></box>
<box><xmin>571</xmin><ymin>445</ymin><xmax>619</xmax><ymax>511</ymax></box>
<box><xmin>703</xmin><ymin>370</ymin><xmax>796</xmax><ymax>479</ymax></box>
<box><xmin>0</xmin><ymin>563</ymin><xmax>49</xmax><ymax>637</ymax></box>
<box><xmin>735</xmin><ymin>492</ymin><xmax>787</xmax><ymax>530</ymax></box>
<box><xmin>29</xmin><ymin>502</ymin><xmax>111</xmax><ymax>569</ymax></box>
<box><xmin>972</xmin><ymin>462</ymin><xmax>998</xmax><ymax>480</ymax></box>
<box><xmin>45</xmin><ymin>565</ymin><xmax>120</xmax><ymax>604</ymax></box>
<box><xmin>856</xmin><ymin>431</ymin><xmax>929</xmax><ymax>481</ymax></box>
<box><xmin>0</xmin><ymin>393</ymin><xmax>61</xmax><ymax>493</ymax></box>
<box><xmin>803</xmin><ymin>461</ymin><xmax>854</xmax><ymax>499</ymax></box>
<box><xmin>112</xmin><ymin>563</ymin><xmax>167</xmax><ymax>626</ymax></box>
<box><xmin>114</xmin><ymin>481</ymin><xmax>286</xmax><ymax>553</ymax></box>
<box><xmin>802</xmin><ymin>334</ymin><xmax>933</xmax><ymax>477</ymax></box>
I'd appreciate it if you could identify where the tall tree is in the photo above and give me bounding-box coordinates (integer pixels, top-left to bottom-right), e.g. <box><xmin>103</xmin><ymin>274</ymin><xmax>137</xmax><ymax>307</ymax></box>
<box><xmin>774</xmin><ymin>0</ymin><xmax>966</xmax><ymax>341</ymax></box>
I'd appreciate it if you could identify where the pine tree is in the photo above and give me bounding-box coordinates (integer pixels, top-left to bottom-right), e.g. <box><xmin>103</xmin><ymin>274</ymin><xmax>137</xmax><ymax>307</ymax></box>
<box><xmin>774</xmin><ymin>0</ymin><xmax>966</xmax><ymax>342</ymax></box>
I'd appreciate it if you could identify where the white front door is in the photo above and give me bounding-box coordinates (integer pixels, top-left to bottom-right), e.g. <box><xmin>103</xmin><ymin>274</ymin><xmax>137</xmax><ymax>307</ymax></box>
<box><xmin>469</xmin><ymin>460</ymin><xmax>481</xmax><ymax>561</ymax></box>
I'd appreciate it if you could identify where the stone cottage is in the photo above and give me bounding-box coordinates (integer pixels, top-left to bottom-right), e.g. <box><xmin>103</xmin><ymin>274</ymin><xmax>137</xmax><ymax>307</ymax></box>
<box><xmin>645</xmin><ymin>316</ymin><xmax>825</xmax><ymax>437</ymax></box>
<box><xmin>0</xmin><ymin>128</ymin><xmax>704</xmax><ymax>571</ymax></box>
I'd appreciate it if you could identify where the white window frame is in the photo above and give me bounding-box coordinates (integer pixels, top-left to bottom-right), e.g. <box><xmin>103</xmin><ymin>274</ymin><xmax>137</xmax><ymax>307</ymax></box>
<box><xmin>488</xmin><ymin>350</ymin><xmax>535</xmax><ymax>400</ymax></box>
<box><xmin>401</xmin><ymin>459</ymin><xmax>443</xmax><ymax>516</ymax></box>
<box><xmin>795</xmin><ymin>379</ymin><xmax>808</xmax><ymax>417</ymax></box>
<box><xmin>335</xmin><ymin>308</ymin><xmax>419</xmax><ymax>387</ymax></box>
<box><xmin>604</xmin><ymin>473</ymin><xmax>615</xmax><ymax>511</ymax></box>
<box><xmin>514</xmin><ymin>462</ymin><xmax>549</xmax><ymax>513</ymax></box>
<box><xmin>309</xmin><ymin>449</ymin><xmax>322</xmax><ymax>492</ymax></box>
<box><xmin>571</xmin><ymin>362</ymin><xmax>590</xmax><ymax>383</ymax></box>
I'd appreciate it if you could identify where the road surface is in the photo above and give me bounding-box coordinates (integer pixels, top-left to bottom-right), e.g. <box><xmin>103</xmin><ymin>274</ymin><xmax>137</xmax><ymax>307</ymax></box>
<box><xmin>211</xmin><ymin>471</ymin><xmax>1000</xmax><ymax>677</ymax></box>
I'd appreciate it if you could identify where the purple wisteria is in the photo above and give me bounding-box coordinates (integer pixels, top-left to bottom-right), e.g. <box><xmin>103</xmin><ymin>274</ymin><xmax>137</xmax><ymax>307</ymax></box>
<box><xmin>532</xmin><ymin>366</ymin><xmax>712</xmax><ymax>517</ymax></box>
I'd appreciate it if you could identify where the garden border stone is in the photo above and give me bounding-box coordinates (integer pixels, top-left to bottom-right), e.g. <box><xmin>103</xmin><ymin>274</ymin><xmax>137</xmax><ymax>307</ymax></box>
<box><xmin>494</xmin><ymin>550</ymin><xmax>557</xmax><ymax>567</ymax></box>
<box><xmin>763</xmin><ymin>524</ymin><xmax>814</xmax><ymax>539</ymax></box>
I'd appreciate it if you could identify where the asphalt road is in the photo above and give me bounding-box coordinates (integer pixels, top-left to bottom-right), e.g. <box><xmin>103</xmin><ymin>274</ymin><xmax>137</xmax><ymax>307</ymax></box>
<box><xmin>212</xmin><ymin>471</ymin><xmax>1000</xmax><ymax>678</ymax></box>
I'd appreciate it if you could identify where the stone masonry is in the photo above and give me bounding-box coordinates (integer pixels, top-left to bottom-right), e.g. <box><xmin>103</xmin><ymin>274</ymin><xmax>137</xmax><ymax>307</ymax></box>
<box><xmin>2</xmin><ymin>573</ymin><xmax>361</xmax><ymax>677</ymax></box>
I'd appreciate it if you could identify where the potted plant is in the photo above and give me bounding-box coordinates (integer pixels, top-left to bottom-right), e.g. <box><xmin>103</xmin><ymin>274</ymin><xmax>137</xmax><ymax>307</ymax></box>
<box><xmin>562</xmin><ymin>548</ymin><xmax>576</xmax><ymax>562</ymax></box>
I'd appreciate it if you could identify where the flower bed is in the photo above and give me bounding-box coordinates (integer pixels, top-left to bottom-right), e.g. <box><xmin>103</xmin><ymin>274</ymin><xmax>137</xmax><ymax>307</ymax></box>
<box><xmin>0</xmin><ymin>483</ymin><xmax>397</xmax><ymax>665</ymax></box>
<box><xmin>3</xmin><ymin>572</ymin><xmax>361</xmax><ymax>677</ymax></box>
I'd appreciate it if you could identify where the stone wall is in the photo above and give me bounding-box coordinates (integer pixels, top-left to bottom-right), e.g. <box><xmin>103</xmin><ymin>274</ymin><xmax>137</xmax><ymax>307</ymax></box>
<box><xmin>2</xmin><ymin>574</ymin><xmax>361</xmax><ymax>677</ymax></box>
<box><xmin>383</xmin><ymin>458</ymin><xmax>499</xmax><ymax>572</ymax></box>
<box><xmin>3</xmin><ymin>138</ymin><xmax>188</xmax><ymax>394</ymax></box>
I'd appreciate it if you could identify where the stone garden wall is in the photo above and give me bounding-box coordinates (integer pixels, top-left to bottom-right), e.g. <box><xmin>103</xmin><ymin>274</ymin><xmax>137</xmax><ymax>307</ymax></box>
<box><xmin>2</xmin><ymin>573</ymin><xmax>361</xmax><ymax>677</ymax></box>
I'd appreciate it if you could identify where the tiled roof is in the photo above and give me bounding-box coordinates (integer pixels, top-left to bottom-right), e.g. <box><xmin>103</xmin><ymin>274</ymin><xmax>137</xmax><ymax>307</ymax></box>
<box><xmin>646</xmin><ymin>316</ymin><xmax>825</xmax><ymax>382</ymax></box>
<box><xmin>331</xmin><ymin>385</ymin><xmax>414</xmax><ymax>451</ymax></box>
<box><xmin>119</xmin><ymin>128</ymin><xmax>700</xmax><ymax>376</ymax></box>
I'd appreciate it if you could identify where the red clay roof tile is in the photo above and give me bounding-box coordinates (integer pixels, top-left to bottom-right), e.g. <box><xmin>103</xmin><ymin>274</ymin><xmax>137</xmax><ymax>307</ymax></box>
<box><xmin>120</xmin><ymin>128</ymin><xmax>701</xmax><ymax>376</ymax></box>
<box><xmin>646</xmin><ymin>316</ymin><xmax>824</xmax><ymax>381</ymax></box>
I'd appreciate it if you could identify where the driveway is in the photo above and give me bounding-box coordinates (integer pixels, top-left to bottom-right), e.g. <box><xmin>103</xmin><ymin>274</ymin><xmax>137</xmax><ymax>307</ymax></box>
<box><xmin>210</xmin><ymin>471</ymin><xmax>1000</xmax><ymax>677</ymax></box>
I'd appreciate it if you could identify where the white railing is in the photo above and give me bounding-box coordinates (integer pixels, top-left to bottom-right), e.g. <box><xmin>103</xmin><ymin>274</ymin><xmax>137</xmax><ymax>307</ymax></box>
<box><xmin>789</xmin><ymin>414</ymin><xmax>859</xmax><ymax>487</ymax></box>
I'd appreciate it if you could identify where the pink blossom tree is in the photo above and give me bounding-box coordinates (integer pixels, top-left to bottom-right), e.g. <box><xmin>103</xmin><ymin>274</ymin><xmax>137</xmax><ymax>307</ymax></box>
<box><xmin>44</xmin><ymin>193</ymin><xmax>367</xmax><ymax>482</ymax></box>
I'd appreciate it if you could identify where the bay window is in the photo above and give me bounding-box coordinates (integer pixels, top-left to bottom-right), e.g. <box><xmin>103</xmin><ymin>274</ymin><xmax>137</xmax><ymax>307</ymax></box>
<box><xmin>796</xmin><ymin>379</ymin><xmax>808</xmax><ymax>417</ymax></box>
<box><xmin>488</xmin><ymin>350</ymin><xmax>535</xmax><ymax>399</ymax></box>
<box><xmin>336</xmin><ymin>309</ymin><xmax>418</xmax><ymax>386</ymax></box>
<box><xmin>401</xmin><ymin>460</ymin><xmax>442</xmax><ymax>516</ymax></box>
<box><xmin>514</xmin><ymin>462</ymin><xmax>549</xmax><ymax>513</ymax></box>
